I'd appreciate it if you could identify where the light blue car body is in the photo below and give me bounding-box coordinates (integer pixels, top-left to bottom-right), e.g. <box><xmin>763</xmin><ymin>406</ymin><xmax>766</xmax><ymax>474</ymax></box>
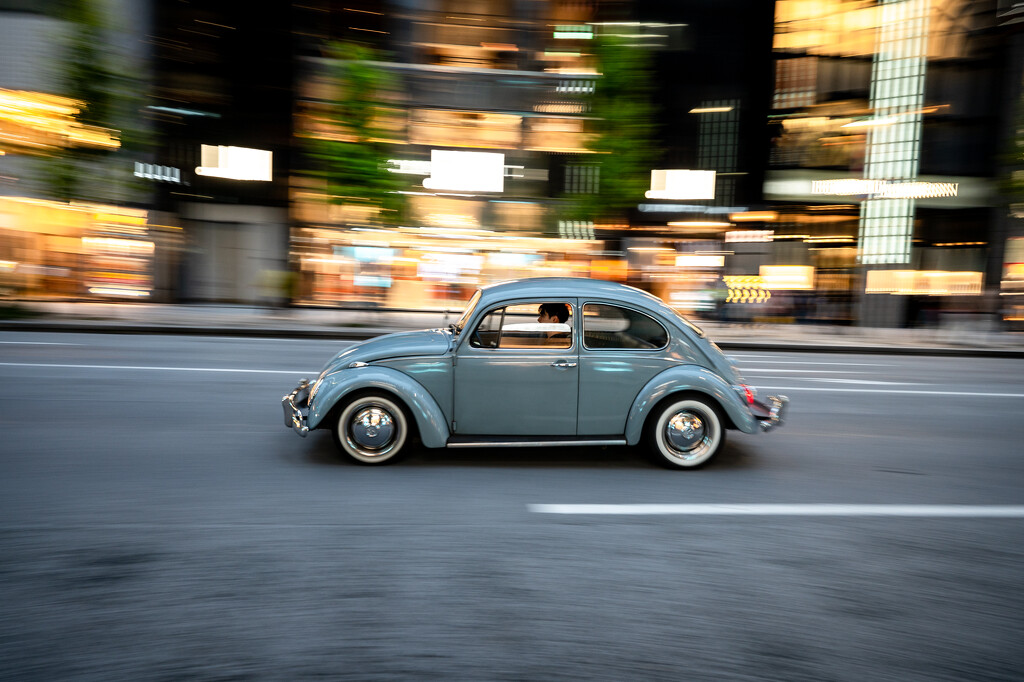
<box><xmin>300</xmin><ymin>277</ymin><xmax>767</xmax><ymax>447</ymax></box>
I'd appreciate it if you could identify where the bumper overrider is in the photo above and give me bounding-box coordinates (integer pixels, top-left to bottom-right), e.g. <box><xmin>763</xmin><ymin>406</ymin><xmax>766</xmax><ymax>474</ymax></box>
<box><xmin>282</xmin><ymin>379</ymin><xmax>311</xmax><ymax>437</ymax></box>
<box><xmin>750</xmin><ymin>394</ymin><xmax>788</xmax><ymax>432</ymax></box>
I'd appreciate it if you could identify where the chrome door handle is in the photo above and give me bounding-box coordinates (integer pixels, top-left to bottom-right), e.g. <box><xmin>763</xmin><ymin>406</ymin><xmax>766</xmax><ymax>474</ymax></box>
<box><xmin>551</xmin><ymin>360</ymin><xmax>577</xmax><ymax>368</ymax></box>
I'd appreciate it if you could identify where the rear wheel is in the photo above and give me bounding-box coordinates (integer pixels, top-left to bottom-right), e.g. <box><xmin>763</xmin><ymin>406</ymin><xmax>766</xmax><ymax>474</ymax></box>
<box><xmin>332</xmin><ymin>394</ymin><xmax>409</xmax><ymax>465</ymax></box>
<box><xmin>646</xmin><ymin>396</ymin><xmax>725</xmax><ymax>469</ymax></box>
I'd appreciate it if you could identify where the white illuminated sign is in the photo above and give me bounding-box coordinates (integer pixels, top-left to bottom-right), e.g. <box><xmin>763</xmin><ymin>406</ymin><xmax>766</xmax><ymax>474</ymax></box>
<box><xmin>423</xmin><ymin>150</ymin><xmax>504</xmax><ymax>193</ymax></box>
<box><xmin>554</xmin><ymin>25</ymin><xmax>593</xmax><ymax>39</ymax></box>
<box><xmin>675</xmin><ymin>254</ymin><xmax>725</xmax><ymax>268</ymax></box>
<box><xmin>196</xmin><ymin>145</ymin><xmax>272</xmax><ymax>181</ymax></box>
<box><xmin>726</xmin><ymin>230</ymin><xmax>774</xmax><ymax>243</ymax></box>
<box><xmin>760</xmin><ymin>265</ymin><xmax>815</xmax><ymax>290</ymax></box>
<box><xmin>646</xmin><ymin>170</ymin><xmax>716</xmax><ymax>200</ymax></box>
<box><xmin>386</xmin><ymin>159</ymin><xmax>432</xmax><ymax>175</ymax></box>
<box><xmin>812</xmin><ymin>179</ymin><xmax>958</xmax><ymax>199</ymax></box>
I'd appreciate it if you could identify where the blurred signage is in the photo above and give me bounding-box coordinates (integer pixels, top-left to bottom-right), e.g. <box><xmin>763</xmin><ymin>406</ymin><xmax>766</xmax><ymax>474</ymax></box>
<box><xmin>724</xmin><ymin>276</ymin><xmax>771</xmax><ymax>304</ymax></box>
<box><xmin>646</xmin><ymin>170</ymin><xmax>716</xmax><ymax>200</ymax></box>
<box><xmin>866</xmin><ymin>270</ymin><xmax>983</xmax><ymax>296</ymax></box>
<box><xmin>765</xmin><ymin>171</ymin><xmax>991</xmax><ymax>208</ymax></box>
<box><xmin>347</xmin><ymin>246</ymin><xmax>394</xmax><ymax>263</ymax></box>
<box><xmin>726</xmin><ymin>230</ymin><xmax>774</xmax><ymax>243</ymax></box>
<box><xmin>134</xmin><ymin>162</ymin><xmax>180</xmax><ymax>183</ymax></box>
<box><xmin>423</xmin><ymin>150</ymin><xmax>504</xmax><ymax>193</ymax></box>
<box><xmin>386</xmin><ymin>159</ymin><xmax>432</xmax><ymax>175</ymax></box>
<box><xmin>554</xmin><ymin>25</ymin><xmax>593</xmax><ymax>39</ymax></box>
<box><xmin>811</xmin><ymin>179</ymin><xmax>958</xmax><ymax>199</ymax></box>
<box><xmin>352</xmin><ymin>275</ymin><xmax>391</xmax><ymax>288</ymax></box>
<box><xmin>760</xmin><ymin>265</ymin><xmax>815</xmax><ymax>290</ymax></box>
<box><xmin>675</xmin><ymin>254</ymin><xmax>725</xmax><ymax>268</ymax></box>
<box><xmin>418</xmin><ymin>252</ymin><xmax>484</xmax><ymax>281</ymax></box>
<box><xmin>196</xmin><ymin>145</ymin><xmax>272</xmax><ymax>181</ymax></box>
<box><xmin>639</xmin><ymin>204</ymin><xmax>747</xmax><ymax>214</ymax></box>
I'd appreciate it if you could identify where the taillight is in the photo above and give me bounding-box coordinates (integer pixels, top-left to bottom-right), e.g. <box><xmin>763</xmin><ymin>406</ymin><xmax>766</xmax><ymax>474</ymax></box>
<box><xmin>738</xmin><ymin>384</ymin><xmax>755</xmax><ymax>405</ymax></box>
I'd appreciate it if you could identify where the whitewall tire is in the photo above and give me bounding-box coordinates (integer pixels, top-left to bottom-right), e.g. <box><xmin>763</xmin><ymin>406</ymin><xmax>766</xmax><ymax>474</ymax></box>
<box><xmin>646</xmin><ymin>397</ymin><xmax>725</xmax><ymax>469</ymax></box>
<box><xmin>333</xmin><ymin>394</ymin><xmax>409</xmax><ymax>465</ymax></box>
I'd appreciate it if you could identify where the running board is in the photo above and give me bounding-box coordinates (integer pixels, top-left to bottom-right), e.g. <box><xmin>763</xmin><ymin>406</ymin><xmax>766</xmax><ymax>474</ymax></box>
<box><xmin>446</xmin><ymin>437</ymin><xmax>627</xmax><ymax>449</ymax></box>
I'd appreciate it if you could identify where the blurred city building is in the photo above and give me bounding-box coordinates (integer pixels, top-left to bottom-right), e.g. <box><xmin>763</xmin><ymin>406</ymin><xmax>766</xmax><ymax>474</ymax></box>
<box><xmin>1</xmin><ymin>0</ymin><xmax>1022</xmax><ymax>329</ymax></box>
<box><xmin>0</xmin><ymin>0</ymin><xmax>159</xmax><ymax>301</ymax></box>
<box><xmin>765</xmin><ymin>0</ymin><xmax>1024</xmax><ymax>328</ymax></box>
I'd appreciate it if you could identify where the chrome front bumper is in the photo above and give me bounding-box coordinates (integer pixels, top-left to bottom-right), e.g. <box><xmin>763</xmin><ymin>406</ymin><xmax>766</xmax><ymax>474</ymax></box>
<box><xmin>752</xmin><ymin>395</ymin><xmax>788</xmax><ymax>432</ymax></box>
<box><xmin>282</xmin><ymin>379</ymin><xmax>311</xmax><ymax>437</ymax></box>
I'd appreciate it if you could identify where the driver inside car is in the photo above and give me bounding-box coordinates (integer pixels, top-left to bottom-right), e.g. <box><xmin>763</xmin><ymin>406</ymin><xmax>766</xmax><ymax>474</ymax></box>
<box><xmin>537</xmin><ymin>302</ymin><xmax>571</xmax><ymax>342</ymax></box>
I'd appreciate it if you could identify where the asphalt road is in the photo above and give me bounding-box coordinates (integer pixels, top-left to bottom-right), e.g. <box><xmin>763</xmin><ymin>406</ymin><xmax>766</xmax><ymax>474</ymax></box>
<box><xmin>2</xmin><ymin>332</ymin><xmax>1023</xmax><ymax>681</ymax></box>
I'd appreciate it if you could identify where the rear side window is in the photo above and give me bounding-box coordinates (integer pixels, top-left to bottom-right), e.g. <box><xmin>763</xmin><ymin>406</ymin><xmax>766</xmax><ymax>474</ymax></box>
<box><xmin>582</xmin><ymin>303</ymin><xmax>667</xmax><ymax>350</ymax></box>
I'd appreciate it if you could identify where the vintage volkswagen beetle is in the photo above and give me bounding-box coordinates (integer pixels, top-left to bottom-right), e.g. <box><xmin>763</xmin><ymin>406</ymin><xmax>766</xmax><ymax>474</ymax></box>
<box><xmin>283</xmin><ymin>277</ymin><xmax>787</xmax><ymax>469</ymax></box>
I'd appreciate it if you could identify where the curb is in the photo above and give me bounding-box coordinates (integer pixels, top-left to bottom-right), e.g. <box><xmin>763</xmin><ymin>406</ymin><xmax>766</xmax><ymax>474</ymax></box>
<box><xmin>3</xmin><ymin>319</ymin><xmax>1024</xmax><ymax>358</ymax></box>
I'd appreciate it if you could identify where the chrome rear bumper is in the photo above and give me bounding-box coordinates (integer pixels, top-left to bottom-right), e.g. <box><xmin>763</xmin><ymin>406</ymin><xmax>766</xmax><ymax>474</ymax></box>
<box><xmin>752</xmin><ymin>395</ymin><xmax>788</xmax><ymax>432</ymax></box>
<box><xmin>282</xmin><ymin>379</ymin><xmax>311</xmax><ymax>437</ymax></box>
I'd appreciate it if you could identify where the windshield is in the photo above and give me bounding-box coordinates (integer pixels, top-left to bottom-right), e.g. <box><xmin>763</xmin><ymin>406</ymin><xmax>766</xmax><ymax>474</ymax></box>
<box><xmin>453</xmin><ymin>289</ymin><xmax>482</xmax><ymax>334</ymax></box>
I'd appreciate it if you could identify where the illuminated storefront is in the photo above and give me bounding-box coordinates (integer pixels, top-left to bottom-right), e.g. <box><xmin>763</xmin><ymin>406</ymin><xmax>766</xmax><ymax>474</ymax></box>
<box><xmin>0</xmin><ymin>197</ymin><xmax>158</xmax><ymax>300</ymax></box>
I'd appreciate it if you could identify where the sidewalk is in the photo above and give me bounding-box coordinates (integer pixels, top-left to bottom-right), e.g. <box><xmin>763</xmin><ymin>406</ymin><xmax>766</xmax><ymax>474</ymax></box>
<box><xmin>2</xmin><ymin>301</ymin><xmax>1023</xmax><ymax>357</ymax></box>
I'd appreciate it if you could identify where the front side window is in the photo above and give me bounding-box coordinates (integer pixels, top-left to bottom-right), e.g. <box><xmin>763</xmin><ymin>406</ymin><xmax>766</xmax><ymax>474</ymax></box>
<box><xmin>469</xmin><ymin>302</ymin><xmax>573</xmax><ymax>349</ymax></box>
<box><xmin>582</xmin><ymin>303</ymin><xmax>668</xmax><ymax>350</ymax></box>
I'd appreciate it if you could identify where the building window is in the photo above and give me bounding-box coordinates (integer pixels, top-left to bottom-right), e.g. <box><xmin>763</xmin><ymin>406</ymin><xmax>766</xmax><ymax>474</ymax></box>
<box><xmin>565</xmin><ymin>164</ymin><xmax>599</xmax><ymax>194</ymax></box>
<box><xmin>696</xmin><ymin>99</ymin><xmax>740</xmax><ymax>205</ymax></box>
<box><xmin>773</xmin><ymin>57</ymin><xmax>817</xmax><ymax>109</ymax></box>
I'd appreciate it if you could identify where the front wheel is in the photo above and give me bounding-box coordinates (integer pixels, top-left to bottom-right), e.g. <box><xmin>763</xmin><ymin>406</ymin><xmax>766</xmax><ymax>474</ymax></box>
<box><xmin>646</xmin><ymin>396</ymin><xmax>725</xmax><ymax>469</ymax></box>
<box><xmin>333</xmin><ymin>394</ymin><xmax>409</xmax><ymax>465</ymax></box>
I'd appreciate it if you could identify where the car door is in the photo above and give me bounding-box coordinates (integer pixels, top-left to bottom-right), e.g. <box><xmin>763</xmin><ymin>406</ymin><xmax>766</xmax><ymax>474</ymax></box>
<box><xmin>577</xmin><ymin>301</ymin><xmax>676</xmax><ymax>436</ymax></box>
<box><xmin>454</xmin><ymin>299</ymin><xmax>578</xmax><ymax>436</ymax></box>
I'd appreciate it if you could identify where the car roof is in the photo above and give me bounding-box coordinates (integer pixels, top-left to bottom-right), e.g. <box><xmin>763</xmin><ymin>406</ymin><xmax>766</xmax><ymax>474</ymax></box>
<box><xmin>478</xmin><ymin>277</ymin><xmax>666</xmax><ymax>309</ymax></box>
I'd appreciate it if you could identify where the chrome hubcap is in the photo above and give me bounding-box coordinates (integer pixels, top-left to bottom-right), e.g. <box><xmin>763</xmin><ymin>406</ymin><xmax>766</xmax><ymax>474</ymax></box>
<box><xmin>349</xmin><ymin>406</ymin><xmax>396</xmax><ymax>452</ymax></box>
<box><xmin>665</xmin><ymin>411</ymin><xmax>706</xmax><ymax>454</ymax></box>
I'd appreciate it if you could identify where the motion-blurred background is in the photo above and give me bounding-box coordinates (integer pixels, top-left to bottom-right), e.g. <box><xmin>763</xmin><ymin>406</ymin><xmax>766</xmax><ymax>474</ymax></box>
<box><xmin>1</xmin><ymin>0</ymin><xmax>1022</xmax><ymax>329</ymax></box>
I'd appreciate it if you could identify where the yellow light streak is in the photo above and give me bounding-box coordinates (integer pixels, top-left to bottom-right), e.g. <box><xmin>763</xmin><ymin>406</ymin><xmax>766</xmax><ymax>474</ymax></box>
<box><xmin>0</xmin><ymin>89</ymin><xmax>120</xmax><ymax>152</ymax></box>
<box><xmin>730</xmin><ymin>212</ymin><xmax>778</xmax><ymax>222</ymax></box>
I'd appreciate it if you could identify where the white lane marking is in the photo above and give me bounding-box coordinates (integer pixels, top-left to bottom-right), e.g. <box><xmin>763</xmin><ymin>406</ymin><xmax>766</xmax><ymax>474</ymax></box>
<box><xmin>0</xmin><ymin>341</ymin><xmax>79</xmax><ymax>345</ymax></box>
<box><xmin>741</xmin><ymin>368</ymin><xmax>862</xmax><ymax>373</ymax></box>
<box><xmin>728</xmin><ymin>354</ymin><xmax>793</xmax><ymax>359</ymax></box>
<box><xmin>0</xmin><ymin>362</ymin><xmax>315</xmax><ymax>375</ymax></box>
<box><xmin>736</xmin><ymin>360</ymin><xmax>891</xmax><ymax>366</ymax></box>
<box><xmin>806</xmin><ymin>378</ymin><xmax>921</xmax><ymax>386</ymax></box>
<box><xmin>529</xmin><ymin>504</ymin><xmax>1024</xmax><ymax>517</ymax></box>
<box><xmin>753</xmin><ymin>385</ymin><xmax>1024</xmax><ymax>397</ymax></box>
<box><xmin>200</xmin><ymin>337</ymin><xmax>357</xmax><ymax>345</ymax></box>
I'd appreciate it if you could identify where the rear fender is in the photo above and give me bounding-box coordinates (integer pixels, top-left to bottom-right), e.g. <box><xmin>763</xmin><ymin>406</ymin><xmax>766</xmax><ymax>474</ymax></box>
<box><xmin>308</xmin><ymin>366</ymin><xmax>450</xmax><ymax>448</ymax></box>
<box><xmin>625</xmin><ymin>366</ymin><xmax>758</xmax><ymax>445</ymax></box>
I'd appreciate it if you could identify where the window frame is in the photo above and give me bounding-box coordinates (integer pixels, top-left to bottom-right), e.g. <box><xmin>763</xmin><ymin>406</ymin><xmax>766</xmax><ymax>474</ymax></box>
<box><xmin>464</xmin><ymin>300</ymin><xmax>576</xmax><ymax>351</ymax></box>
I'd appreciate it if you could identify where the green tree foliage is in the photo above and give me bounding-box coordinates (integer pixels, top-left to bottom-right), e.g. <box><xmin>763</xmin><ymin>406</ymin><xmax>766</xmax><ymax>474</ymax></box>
<box><xmin>41</xmin><ymin>0</ymin><xmax>150</xmax><ymax>204</ymax></box>
<box><xmin>563</xmin><ymin>37</ymin><xmax>659</xmax><ymax>223</ymax></box>
<box><xmin>305</xmin><ymin>42</ymin><xmax>406</xmax><ymax>225</ymax></box>
<box><xmin>1001</xmin><ymin>91</ymin><xmax>1024</xmax><ymax>204</ymax></box>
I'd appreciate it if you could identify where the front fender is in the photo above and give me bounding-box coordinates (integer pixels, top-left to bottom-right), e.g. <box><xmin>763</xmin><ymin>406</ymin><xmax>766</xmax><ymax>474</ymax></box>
<box><xmin>625</xmin><ymin>366</ymin><xmax>758</xmax><ymax>445</ymax></box>
<box><xmin>308</xmin><ymin>366</ymin><xmax>450</xmax><ymax>448</ymax></box>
